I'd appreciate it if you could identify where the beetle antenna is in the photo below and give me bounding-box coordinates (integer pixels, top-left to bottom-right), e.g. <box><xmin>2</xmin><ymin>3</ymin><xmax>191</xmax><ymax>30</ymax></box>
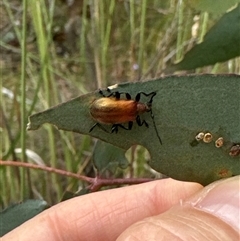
<box><xmin>149</xmin><ymin>92</ymin><xmax>157</xmax><ymax>104</ymax></box>
<box><xmin>147</xmin><ymin>92</ymin><xmax>162</xmax><ymax>145</ymax></box>
<box><xmin>150</xmin><ymin>109</ymin><xmax>162</xmax><ymax>145</ymax></box>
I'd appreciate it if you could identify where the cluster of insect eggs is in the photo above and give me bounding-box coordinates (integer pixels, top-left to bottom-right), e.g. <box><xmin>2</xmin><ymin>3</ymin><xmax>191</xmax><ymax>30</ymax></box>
<box><xmin>229</xmin><ymin>145</ymin><xmax>240</xmax><ymax>157</ymax></box>
<box><xmin>195</xmin><ymin>132</ymin><xmax>240</xmax><ymax>157</ymax></box>
<box><xmin>195</xmin><ymin>132</ymin><xmax>224</xmax><ymax>148</ymax></box>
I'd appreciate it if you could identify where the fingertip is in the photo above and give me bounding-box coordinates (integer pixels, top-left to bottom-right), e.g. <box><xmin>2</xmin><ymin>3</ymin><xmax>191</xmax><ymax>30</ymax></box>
<box><xmin>185</xmin><ymin>176</ymin><xmax>240</xmax><ymax>232</ymax></box>
<box><xmin>117</xmin><ymin>176</ymin><xmax>240</xmax><ymax>241</ymax></box>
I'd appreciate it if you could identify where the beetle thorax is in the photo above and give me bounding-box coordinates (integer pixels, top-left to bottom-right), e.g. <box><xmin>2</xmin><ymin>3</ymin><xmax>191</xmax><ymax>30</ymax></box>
<box><xmin>136</xmin><ymin>102</ymin><xmax>150</xmax><ymax>114</ymax></box>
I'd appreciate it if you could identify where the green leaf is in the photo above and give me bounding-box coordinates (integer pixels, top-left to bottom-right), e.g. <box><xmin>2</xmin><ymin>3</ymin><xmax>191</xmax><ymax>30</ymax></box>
<box><xmin>61</xmin><ymin>188</ymin><xmax>91</xmax><ymax>201</ymax></box>
<box><xmin>27</xmin><ymin>74</ymin><xmax>240</xmax><ymax>185</ymax></box>
<box><xmin>93</xmin><ymin>140</ymin><xmax>129</xmax><ymax>177</ymax></box>
<box><xmin>0</xmin><ymin>199</ymin><xmax>48</xmax><ymax>236</ymax></box>
<box><xmin>186</xmin><ymin>0</ymin><xmax>240</xmax><ymax>14</ymax></box>
<box><xmin>167</xmin><ymin>4</ymin><xmax>240</xmax><ymax>71</ymax></box>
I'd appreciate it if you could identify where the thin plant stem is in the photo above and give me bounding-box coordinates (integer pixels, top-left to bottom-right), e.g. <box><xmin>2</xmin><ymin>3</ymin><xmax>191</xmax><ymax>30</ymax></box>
<box><xmin>130</xmin><ymin>0</ymin><xmax>136</xmax><ymax>81</ymax></box>
<box><xmin>102</xmin><ymin>0</ymin><xmax>115</xmax><ymax>83</ymax></box>
<box><xmin>92</xmin><ymin>1</ymin><xmax>102</xmax><ymax>88</ymax></box>
<box><xmin>20</xmin><ymin>0</ymin><xmax>28</xmax><ymax>199</ymax></box>
<box><xmin>80</xmin><ymin>0</ymin><xmax>88</xmax><ymax>62</ymax></box>
<box><xmin>2</xmin><ymin>0</ymin><xmax>21</xmax><ymax>41</ymax></box>
<box><xmin>176</xmin><ymin>0</ymin><xmax>184</xmax><ymax>61</ymax></box>
<box><xmin>138</xmin><ymin>0</ymin><xmax>147</xmax><ymax>79</ymax></box>
<box><xmin>0</xmin><ymin>160</ymin><xmax>154</xmax><ymax>192</ymax></box>
<box><xmin>199</xmin><ymin>12</ymin><xmax>209</xmax><ymax>42</ymax></box>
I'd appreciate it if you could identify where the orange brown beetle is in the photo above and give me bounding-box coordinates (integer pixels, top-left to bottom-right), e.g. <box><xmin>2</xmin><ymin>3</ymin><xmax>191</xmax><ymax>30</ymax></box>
<box><xmin>89</xmin><ymin>89</ymin><xmax>162</xmax><ymax>145</ymax></box>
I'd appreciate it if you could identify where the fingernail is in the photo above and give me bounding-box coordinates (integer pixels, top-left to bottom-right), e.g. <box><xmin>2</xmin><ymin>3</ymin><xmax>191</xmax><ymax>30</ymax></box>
<box><xmin>186</xmin><ymin>176</ymin><xmax>240</xmax><ymax>232</ymax></box>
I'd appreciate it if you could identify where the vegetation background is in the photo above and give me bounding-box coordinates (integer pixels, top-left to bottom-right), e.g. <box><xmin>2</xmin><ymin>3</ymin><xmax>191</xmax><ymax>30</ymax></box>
<box><xmin>1</xmin><ymin>0</ymin><xmax>240</xmax><ymax>208</ymax></box>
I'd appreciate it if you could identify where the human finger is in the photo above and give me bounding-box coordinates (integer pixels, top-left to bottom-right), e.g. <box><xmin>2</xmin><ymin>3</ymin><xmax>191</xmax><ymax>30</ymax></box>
<box><xmin>3</xmin><ymin>179</ymin><xmax>202</xmax><ymax>241</ymax></box>
<box><xmin>117</xmin><ymin>176</ymin><xmax>240</xmax><ymax>241</ymax></box>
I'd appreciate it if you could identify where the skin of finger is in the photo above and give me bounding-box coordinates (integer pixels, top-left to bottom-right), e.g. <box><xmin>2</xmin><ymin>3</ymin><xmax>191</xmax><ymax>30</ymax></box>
<box><xmin>185</xmin><ymin>175</ymin><xmax>240</xmax><ymax>233</ymax></box>
<box><xmin>116</xmin><ymin>177</ymin><xmax>239</xmax><ymax>241</ymax></box>
<box><xmin>116</xmin><ymin>207</ymin><xmax>238</xmax><ymax>241</ymax></box>
<box><xmin>3</xmin><ymin>179</ymin><xmax>202</xmax><ymax>241</ymax></box>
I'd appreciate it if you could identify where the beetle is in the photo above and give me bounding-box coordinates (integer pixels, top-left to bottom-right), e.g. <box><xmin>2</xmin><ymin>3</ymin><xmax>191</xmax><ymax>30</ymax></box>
<box><xmin>89</xmin><ymin>89</ymin><xmax>162</xmax><ymax>145</ymax></box>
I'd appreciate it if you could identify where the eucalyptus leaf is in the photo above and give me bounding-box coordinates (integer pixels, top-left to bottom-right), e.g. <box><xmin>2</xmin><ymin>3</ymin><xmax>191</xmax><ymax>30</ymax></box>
<box><xmin>0</xmin><ymin>199</ymin><xmax>48</xmax><ymax>236</ymax></box>
<box><xmin>61</xmin><ymin>188</ymin><xmax>91</xmax><ymax>201</ymax></box>
<box><xmin>93</xmin><ymin>140</ymin><xmax>129</xmax><ymax>177</ymax></box>
<box><xmin>167</xmin><ymin>4</ymin><xmax>240</xmax><ymax>71</ymax></box>
<box><xmin>27</xmin><ymin>74</ymin><xmax>240</xmax><ymax>185</ymax></box>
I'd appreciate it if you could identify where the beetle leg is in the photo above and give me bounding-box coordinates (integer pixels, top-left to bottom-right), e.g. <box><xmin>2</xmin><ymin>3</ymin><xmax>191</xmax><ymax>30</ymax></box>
<box><xmin>136</xmin><ymin>115</ymin><xmax>149</xmax><ymax>127</ymax></box>
<box><xmin>111</xmin><ymin>124</ymin><xmax>119</xmax><ymax>133</ymax></box>
<box><xmin>89</xmin><ymin>123</ymin><xmax>98</xmax><ymax>132</ymax></box>
<box><xmin>136</xmin><ymin>91</ymin><xmax>157</xmax><ymax>103</ymax></box>
<box><xmin>100</xmin><ymin>88</ymin><xmax>134</xmax><ymax>101</ymax></box>
<box><xmin>125</xmin><ymin>93</ymin><xmax>131</xmax><ymax>100</ymax></box>
<box><xmin>99</xmin><ymin>89</ymin><xmax>123</xmax><ymax>99</ymax></box>
<box><xmin>89</xmin><ymin>123</ymin><xmax>110</xmax><ymax>133</ymax></box>
<box><xmin>108</xmin><ymin>91</ymin><xmax>130</xmax><ymax>100</ymax></box>
<box><xmin>111</xmin><ymin>122</ymin><xmax>133</xmax><ymax>133</ymax></box>
<box><xmin>128</xmin><ymin>121</ymin><xmax>133</xmax><ymax>130</ymax></box>
<box><xmin>99</xmin><ymin>89</ymin><xmax>115</xmax><ymax>98</ymax></box>
<box><xmin>113</xmin><ymin>92</ymin><xmax>131</xmax><ymax>100</ymax></box>
<box><xmin>114</xmin><ymin>92</ymin><xmax>121</xmax><ymax>99</ymax></box>
<box><xmin>98</xmin><ymin>89</ymin><xmax>106</xmax><ymax>97</ymax></box>
<box><xmin>135</xmin><ymin>93</ymin><xmax>140</xmax><ymax>102</ymax></box>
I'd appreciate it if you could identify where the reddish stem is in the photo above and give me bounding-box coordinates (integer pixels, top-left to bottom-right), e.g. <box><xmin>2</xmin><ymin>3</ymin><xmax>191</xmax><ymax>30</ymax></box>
<box><xmin>0</xmin><ymin>160</ymin><xmax>154</xmax><ymax>191</ymax></box>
